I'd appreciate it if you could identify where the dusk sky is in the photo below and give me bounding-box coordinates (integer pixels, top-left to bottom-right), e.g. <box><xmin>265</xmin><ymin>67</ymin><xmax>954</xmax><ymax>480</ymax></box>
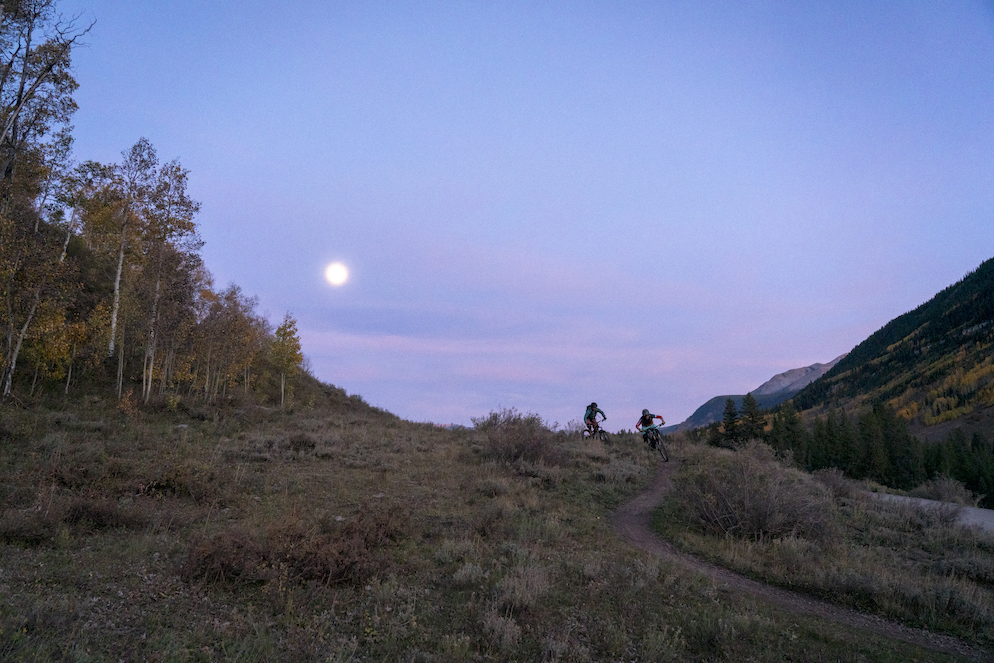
<box><xmin>61</xmin><ymin>1</ymin><xmax>994</xmax><ymax>429</ymax></box>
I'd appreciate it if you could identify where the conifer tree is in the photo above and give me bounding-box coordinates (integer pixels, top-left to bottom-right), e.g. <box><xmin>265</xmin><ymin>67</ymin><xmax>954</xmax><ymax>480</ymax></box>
<box><xmin>740</xmin><ymin>392</ymin><xmax>765</xmax><ymax>441</ymax></box>
<box><xmin>706</xmin><ymin>422</ymin><xmax>723</xmax><ymax>447</ymax></box>
<box><xmin>721</xmin><ymin>398</ymin><xmax>739</xmax><ymax>447</ymax></box>
<box><xmin>768</xmin><ymin>403</ymin><xmax>807</xmax><ymax>460</ymax></box>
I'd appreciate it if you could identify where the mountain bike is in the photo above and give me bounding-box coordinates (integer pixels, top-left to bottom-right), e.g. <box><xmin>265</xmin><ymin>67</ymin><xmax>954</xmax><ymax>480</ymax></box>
<box><xmin>643</xmin><ymin>428</ymin><xmax>669</xmax><ymax>461</ymax></box>
<box><xmin>582</xmin><ymin>421</ymin><xmax>610</xmax><ymax>444</ymax></box>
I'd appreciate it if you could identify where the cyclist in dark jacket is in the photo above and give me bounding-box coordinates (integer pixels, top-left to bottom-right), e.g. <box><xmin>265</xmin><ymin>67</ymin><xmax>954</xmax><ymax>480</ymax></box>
<box><xmin>636</xmin><ymin>409</ymin><xmax>665</xmax><ymax>442</ymax></box>
<box><xmin>584</xmin><ymin>402</ymin><xmax>606</xmax><ymax>433</ymax></box>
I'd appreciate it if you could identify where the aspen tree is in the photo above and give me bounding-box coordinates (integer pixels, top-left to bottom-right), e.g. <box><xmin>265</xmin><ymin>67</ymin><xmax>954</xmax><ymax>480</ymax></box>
<box><xmin>0</xmin><ymin>1</ymin><xmax>87</xmax><ymax>398</ymax></box>
<box><xmin>141</xmin><ymin>159</ymin><xmax>199</xmax><ymax>402</ymax></box>
<box><xmin>0</xmin><ymin>1</ymin><xmax>89</xmax><ymax>194</ymax></box>
<box><xmin>107</xmin><ymin>138</ymin><xmax>156</xmax><ymax>360</ymax></box>
<box><xmin>271</xmin><ymin>312</ymin><xmax>302</xmax><ymax>409</ymax></box>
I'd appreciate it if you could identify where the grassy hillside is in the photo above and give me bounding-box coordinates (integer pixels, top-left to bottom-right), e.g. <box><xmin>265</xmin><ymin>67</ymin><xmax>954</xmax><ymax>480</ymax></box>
<box><xmin>0</xmin><ymin>394</ymin><xmax>986</xmax><ymax>661</ymax></box>
<box><xmin>792</xmin><ymin>256</ymin><xmax>994</xmax><ymax>426</ymax></box>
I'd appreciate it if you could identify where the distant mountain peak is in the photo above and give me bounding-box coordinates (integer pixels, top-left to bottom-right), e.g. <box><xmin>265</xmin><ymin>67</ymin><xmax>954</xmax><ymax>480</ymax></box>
<box><xmin>667</xmin><ymin>355</ymin><xmax>847</xmax><ymax>432</ymax></box>
<box><xmin>753</xmin><ymin>355</ymin><xmax>846</xmax><ymax>396</ymax></box>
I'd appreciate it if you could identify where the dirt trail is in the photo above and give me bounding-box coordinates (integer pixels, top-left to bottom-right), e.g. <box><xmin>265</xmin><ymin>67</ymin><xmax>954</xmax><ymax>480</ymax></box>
<box><xmin>611</xmin><ymin>459</ymin><xmax>991</xmax><ymax>662</ymax></box>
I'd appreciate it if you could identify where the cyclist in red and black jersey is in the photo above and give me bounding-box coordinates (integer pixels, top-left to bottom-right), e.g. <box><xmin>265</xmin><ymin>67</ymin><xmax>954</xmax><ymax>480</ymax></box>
<box><xmin>635</xmin><ymin>409</ymin><xmax>665</xmax><ymax>442</ymax></box>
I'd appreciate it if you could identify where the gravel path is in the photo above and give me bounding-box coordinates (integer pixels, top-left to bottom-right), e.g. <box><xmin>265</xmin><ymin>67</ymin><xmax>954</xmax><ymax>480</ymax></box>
<box><xmin>611</xmin><ymin>459</ymin><xmax>991</xmax><ymax>662</ymax></box>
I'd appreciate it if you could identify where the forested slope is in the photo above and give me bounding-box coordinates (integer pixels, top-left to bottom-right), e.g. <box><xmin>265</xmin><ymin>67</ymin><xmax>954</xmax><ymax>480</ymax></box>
<box><xmin>792</xmin><ymin>256</ymin><xmax>994</xmax><ymax>426</ymax></box>
<box><xmin>0</xmin><ymin>2</ymin><xmax>310</xmax><ymax>410</ymax></box>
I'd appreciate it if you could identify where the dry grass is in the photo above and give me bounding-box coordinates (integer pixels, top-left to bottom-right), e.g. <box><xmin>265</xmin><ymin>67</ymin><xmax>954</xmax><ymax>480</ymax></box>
<box><xmin>0</xmin><ymin>399</ymin><xmax>979</xmax><ymax>661</ymax></box>
<box><xmin>656</xmin><ymin>441</ymin><xmax>994</xmax><ymax>644</ymax></box>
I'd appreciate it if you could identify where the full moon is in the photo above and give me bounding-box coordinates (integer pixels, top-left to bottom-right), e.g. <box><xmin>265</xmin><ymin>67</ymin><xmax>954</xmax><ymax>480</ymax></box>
<box><xmin>324</xmin><ymin>262</ymin><xmax>349</xmax><ymax>286</ymax></box>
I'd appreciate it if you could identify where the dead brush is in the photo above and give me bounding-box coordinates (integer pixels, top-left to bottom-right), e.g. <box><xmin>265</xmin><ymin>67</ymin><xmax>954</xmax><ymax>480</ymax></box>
<box><xmin>137</xmin><ymin>458</ymin><xmax>232</xmax><ymax>504</ymax></box>
<box><xmin>908</xmin><ymin>475</ymin><xmax>982</xmax><ymax>506</ymax></box>
<box><xmin>482</xmin><ymin>606</ymin><xmax>522</xmax><ymax>651</ymax></box>
<box><xmin>186</xmin><ymin>503</ymin><xmax>411</xmax><ymax>587</ymax></box>
<box><xmin>673</xmin><ymin>442</ymin><xmax>837</xmax><ymax>541</ymax></box>
<box><xmin>473</xmin><ymin>407</ymin><xmax>568</xmax><ymax>466</ymax></box>
<box><xmin>284</xmin><ymin>432</ymin><xmax>318</xmax><ymax>454</ymax></box>
<box><xmin>812</xmin><ymin>467</ymin><xmax>858</xmax><ymax>500</ymax></box>
<box><xmin>592</xmin><ymin>458</ymin><xmax>644</xmax><ymax>484</ymax></box>
<box><xmin>497</xmin><ymin>557</ymin><xmax>550</xmax><ymax>610</ymax></box>
<box><xmin>0</xmin><ymin>495</ymin><xmax>151</xmax><ymax>546</ymax></box>
<box><xmin>0</xmin><ymin>506</ymin><xmax>60</xmax><ymax>546</ymax></box>
<box><xmin>63</xmin><ymin>497</ymin><xmax>150</xmax><ymax>532</ymax></box>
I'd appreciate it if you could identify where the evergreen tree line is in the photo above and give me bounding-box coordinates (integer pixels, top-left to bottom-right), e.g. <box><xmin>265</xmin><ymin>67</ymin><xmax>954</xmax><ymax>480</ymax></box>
<box><xmin>1</xmin><ymin>1</ymin><xmax>304</xmax><ymax>408</ymax></box>
<box><xmin>694</xmin><ymin>395</ymin><xmax>994</xmax><ymax>508</ymax></box>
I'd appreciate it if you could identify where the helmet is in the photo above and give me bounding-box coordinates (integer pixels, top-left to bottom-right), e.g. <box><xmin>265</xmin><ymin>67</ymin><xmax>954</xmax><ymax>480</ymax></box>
<box><xmin>642</xmin><ymin>409</ymin><xmax>649</xmax><ymax>416</ymax></box>
<box><xmin>591</xmin><ymin>402</ymin><xmax>597</xmax><ymax>408</ymax></box>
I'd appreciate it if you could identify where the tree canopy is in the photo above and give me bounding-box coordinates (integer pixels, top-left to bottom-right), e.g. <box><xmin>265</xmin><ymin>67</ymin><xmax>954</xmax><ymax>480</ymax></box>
<box><xmin>0</xmin><ymin>1</ymin><xmax>314</xmax><ymax>409</ymax></box>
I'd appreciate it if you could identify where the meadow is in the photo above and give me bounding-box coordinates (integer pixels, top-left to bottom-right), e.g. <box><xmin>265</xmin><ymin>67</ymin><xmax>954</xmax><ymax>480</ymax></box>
<box><xmin>0</xmin><ymin>392</ymin><xmax>987</xmax><ymax>661</ymax></box>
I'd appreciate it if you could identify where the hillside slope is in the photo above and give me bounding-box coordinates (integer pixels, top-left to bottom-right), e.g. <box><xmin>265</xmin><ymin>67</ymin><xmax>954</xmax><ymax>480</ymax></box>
<box><xmin>1</xmin><ymin>397</ymin><xmax>987</xmax><ymax>660</ymax></box>
<box><xmin>792</xmin><ymin>256</ymin><xmax>994</xmax><ymax>427</ymax></box>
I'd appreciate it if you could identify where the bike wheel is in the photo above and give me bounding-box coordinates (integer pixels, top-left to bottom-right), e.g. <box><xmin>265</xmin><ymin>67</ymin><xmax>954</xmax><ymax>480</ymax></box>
<box><xmin>650</xmin><ymin>431</ymin><xmax>668</xmax><ymax>461</ymax></box>
<box><xmin>598</xmin><ymin>430</ymin><xmax>610</xmax><ymax>444</ymax></box>
<box><xmin>656</xmin><ymin>437</ymin><xmax>669</xmax><ymax>462</ymax></box>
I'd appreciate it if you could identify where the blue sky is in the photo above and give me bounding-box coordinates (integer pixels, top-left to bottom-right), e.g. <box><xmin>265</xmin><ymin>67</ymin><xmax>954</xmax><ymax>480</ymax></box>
<box><xmin>62</xmin><ymin>1</ymin><xmax>994</xmax><ymax>428</ymax></box>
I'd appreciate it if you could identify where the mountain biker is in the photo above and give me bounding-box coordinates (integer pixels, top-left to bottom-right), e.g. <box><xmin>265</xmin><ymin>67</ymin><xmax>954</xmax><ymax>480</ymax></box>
<box><xmin>584</xmin><ymin>402</ymin><xmax>606</xmax><ymax>433</ymax></box>
<box><xmin>636</xmin><ymin>409</ymin><xmax>665</xmax><ymax>442</ymax></box>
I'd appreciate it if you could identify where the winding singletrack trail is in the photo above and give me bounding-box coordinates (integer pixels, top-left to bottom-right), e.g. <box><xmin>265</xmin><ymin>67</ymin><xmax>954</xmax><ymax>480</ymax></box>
<box><xmin>611</xmin><ymin>459</ymin><xmax>991</xmax><ymax>662</ymax></box>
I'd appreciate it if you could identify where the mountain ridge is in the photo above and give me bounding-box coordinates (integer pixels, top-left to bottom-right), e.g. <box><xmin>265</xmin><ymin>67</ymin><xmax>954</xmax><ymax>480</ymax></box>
<box><xmin>665</xmin><ymin>355</ymin><xmax>845</xmax><ymax>432</ymax></box>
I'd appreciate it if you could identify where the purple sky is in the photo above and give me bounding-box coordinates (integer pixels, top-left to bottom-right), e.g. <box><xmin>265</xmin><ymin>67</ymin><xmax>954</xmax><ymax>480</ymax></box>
<box><xmin>62</xmin><ymin>1</ymin><xmax>994</xmax><ymax>429</ymax></box>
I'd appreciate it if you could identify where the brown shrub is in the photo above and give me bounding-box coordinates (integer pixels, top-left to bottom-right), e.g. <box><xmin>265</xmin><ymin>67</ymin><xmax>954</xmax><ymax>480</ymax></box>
<box><xmin>63</xmin><ymin>498</ymin><xmax>149</xmax><ymax>531</ymax></box>
<box><xmin>186</xmin><ymin>504</ymin><xmax>410</xmax><ymax>587</ymax></box>
<box><xmin>0</xmin><ymin>508</ymin><xmax>58</xmax><ymax>546</ymax></box>
<box><xmin>908</xmin><ymin>475</ymin><xmax>981</xmax><ymax>506</ymax></box>
<box><xmin>812</xmin><ymin>467</ymin><xmax>857</xmax><ymax>500</ymax></box>
<box><xmin>138</xmin><ymin>459</ymin><xmax>228</xmax><ymax>503</ymax></box>
<box><xmin>474</xmin><ymin>501</ymin><xmax>510</xmax><ymax>538</ymax></box>
<box><xmin>672</xmin><ymin>442</ymin><xmax>837</xmax><ymax>541</ymax></box>
<box><xmin>0</xmin><ymin>496</ymin><xmax>150</xmax><ymax>546</ymax></box>
<box><xmin>474</xmin><ymin>407</ymin><xmax>567</xmax><ymax>466</ymax></box>
<box><xmin>287</xmin><ymin>432</ymin><xmax>317</xmax><ymax>453</ymax></box>
<box><xmin>185</xmin><ymin>526</ymin><xmax>269</xmax><ymax>584</ymax></box>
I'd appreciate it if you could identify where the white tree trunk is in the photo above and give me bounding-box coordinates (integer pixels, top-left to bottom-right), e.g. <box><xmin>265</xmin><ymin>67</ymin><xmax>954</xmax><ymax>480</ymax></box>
<box><xmin>144</xmin><ymin>269</ymin><xmax>161</xmax><ymax>403</ymax></box>
<box><xmin>3</xmin><ymin>209</ymin><xmax>76</xmax><ymax>397</ymax></box>
<box><xmin>108</xmin><ymin>218</ymin><xmax>128</xmax><ymax>358</ymax></box>
<box><xmin>116</xmin><ymin>331</ymin><xmax>125</xmax><ymax>399</ymax></box>
<box><xmin>2</xmin><ymin>289</ymin><xmax>39</xmax><ymax>397</ymax></box>
<box><xmin>65</xmin><ymin>344</ymin><xmax>75</xmax><ymax>396</ymax></box>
